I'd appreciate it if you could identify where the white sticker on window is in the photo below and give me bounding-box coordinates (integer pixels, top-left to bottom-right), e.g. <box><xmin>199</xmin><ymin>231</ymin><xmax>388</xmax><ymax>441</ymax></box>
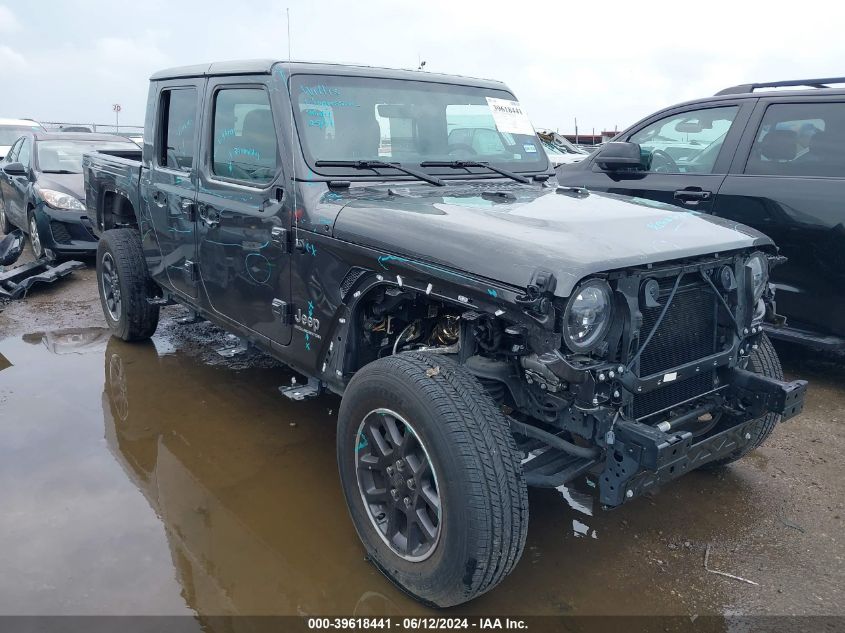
<box><xmin>523</xmin><ymin>143</ymin><xmax>537</xmax><ymax>153</ymax></box>
<box><xmin>486</xmin><ymin>97</ymin><xmax>535</xmax><ymax>136</ymax></box>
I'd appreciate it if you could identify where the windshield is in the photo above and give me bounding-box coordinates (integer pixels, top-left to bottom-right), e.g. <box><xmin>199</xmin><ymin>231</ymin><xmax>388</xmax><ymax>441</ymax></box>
<box><xmin>0</xmin><ymin>125</ymin><xmax>41</xmax><ymax>146</ymax></box>
<box><xmin>292</xmin><ymin>74</ymin><xmax>548</xmax><ymax>177</ymax></box>
<box><xmin>36</xmin><ymin>140</ymin><xmax>137</xmax><ymax>173</ymax></box>
<box><xmin>540</xmin><ymin>140</ymin><xmax>565</xmax><ymax>155</ymax></box>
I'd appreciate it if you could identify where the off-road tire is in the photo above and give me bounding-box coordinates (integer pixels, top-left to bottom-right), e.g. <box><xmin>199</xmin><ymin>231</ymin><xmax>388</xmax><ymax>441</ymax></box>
<box><xmin>705</xmin><ymin>334</ymin><xmax>784</xmax><ymax>468</ymax></box>
<box><xmin>337</xmin><ymin>351</ymin><xmax>529</xmax><ymax>607</ymax></box>
<box><xmin>96</xmin><ymin>228</ymin><xmax>159</xmax><ymax>341</ymax></box>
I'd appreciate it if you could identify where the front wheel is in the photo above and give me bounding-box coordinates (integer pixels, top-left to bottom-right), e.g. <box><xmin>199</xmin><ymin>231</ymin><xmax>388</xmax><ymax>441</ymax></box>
<box><xmin>28</xmin><ymin>211</ymin><xmax>45</xmax><ymax>259</ymax></box>
<box><xmin>96</xmin><ymin>228</ymin><xmax>160</xmax><ymax>341</ymax></box>
<box><xmin>0</xmin><ymin>198</ymin><xmax>13</xmax><ymax>234</ymax></box>
<box><xmin>705</xmin><ymin>334</ymin><xmax>784</xmax><ymax>468</ymax></box>
<box><xmin>337</xmin><ymin>352</ymin><xmax>528</xmax><ymax>607</ymax></box>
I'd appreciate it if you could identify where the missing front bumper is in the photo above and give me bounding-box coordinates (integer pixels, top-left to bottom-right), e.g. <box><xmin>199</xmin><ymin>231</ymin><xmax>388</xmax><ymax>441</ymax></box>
<box><xmin>598</xmin><ymin>371</ymin><xmax>807</xmax><ymax>507</ymax></box>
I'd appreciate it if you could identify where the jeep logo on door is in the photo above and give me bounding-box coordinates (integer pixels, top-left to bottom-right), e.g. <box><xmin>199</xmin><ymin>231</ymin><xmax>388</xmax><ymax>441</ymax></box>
<box><xmin>294</xmin><ymin>308</ymin><xmax>320</xmax><ymax>331</ymax></box>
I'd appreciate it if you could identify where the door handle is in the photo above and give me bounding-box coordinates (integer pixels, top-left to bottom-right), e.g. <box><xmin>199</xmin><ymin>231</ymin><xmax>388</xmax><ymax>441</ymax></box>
<box><xmin>673</xmin><ymin>188</ymin><xmax>712</xmax><ymax>203</ymax></box>
<box><xmin>152</xmin><ymin>191</ymin><xmax>167</xmax><ymax>207</ymax></box>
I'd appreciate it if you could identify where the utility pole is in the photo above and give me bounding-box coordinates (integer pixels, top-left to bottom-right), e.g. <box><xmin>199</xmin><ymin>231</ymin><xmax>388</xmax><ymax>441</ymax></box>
<box><xmin>113</xmin><ymin>103</ymin><xmax>121</xmax><ymax>133</ymax></box>
<box><xmin>574</xmin><ymin>117</ymin><xmax>578</xmax><ymax>145</ymax></box>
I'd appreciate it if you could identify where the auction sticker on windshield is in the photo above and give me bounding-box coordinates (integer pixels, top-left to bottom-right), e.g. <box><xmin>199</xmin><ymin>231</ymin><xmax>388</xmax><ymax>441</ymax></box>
<box><xmin>486</xmin><ymin>97</ymin><xmax>534</xmax><ymax>135</ymax></box>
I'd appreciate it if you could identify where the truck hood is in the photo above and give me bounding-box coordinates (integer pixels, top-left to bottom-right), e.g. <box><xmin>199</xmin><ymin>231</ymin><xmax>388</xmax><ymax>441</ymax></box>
<box><xmin>332</xmin><ymin>185</ymin><xmax>773</xmax><ymax>297</ymax></box>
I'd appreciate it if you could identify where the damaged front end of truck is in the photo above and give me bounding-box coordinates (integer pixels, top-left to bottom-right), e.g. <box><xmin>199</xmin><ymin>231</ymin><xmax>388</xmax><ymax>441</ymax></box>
<box><xmin>336</xmin><ymin>244</ymin><xmax>807</xmax><ymax>508</ymax></box>
<box><xmin>502</xmin><ymin>252</ymin><xmax>806</xmax><ymax>507</ymax></box>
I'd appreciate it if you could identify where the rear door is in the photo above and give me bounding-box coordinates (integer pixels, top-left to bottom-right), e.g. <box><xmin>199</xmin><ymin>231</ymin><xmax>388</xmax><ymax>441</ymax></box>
<box><xmin>571</xmin><ymin>102</ymin><xmax>752</xmax><ymax>212</ymax></box>
<box><xmin>713</xmin><ymin>97</ymin><xmax>845</xmax><ymax>339</ymax></box>
<box><xmin>195</xmin><ymin>76</ymin><xmax>292</xmax><ymax>345</ymax></box>
<box><xmin>144</xmin><ymin>80</ymin><xmax>204</xmax><ymax>298</ymax></box>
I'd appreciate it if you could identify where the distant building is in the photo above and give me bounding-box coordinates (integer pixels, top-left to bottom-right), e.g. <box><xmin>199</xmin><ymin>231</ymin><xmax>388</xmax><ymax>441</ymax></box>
<box><xmin>561</xmin><ymin>130</ymin><xmax>618</xmax><ymax>146</ymax></box>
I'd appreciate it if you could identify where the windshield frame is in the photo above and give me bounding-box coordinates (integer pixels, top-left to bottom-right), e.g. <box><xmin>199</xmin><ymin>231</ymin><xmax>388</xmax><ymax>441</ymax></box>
<box><xmin>289</xmin><ymin>73</ymin><xmax>550</xmax><ymax>181</ymax></box>
<box><xmin>34</xmin><ymin>139</ymin><xmax>138</xmax><ymax>174</ymax></box>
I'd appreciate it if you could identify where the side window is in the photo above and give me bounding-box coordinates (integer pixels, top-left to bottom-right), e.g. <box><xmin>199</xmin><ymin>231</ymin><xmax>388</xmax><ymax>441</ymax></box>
<box><xmin>158</xmin><ymin>88</ymin><xmax>197</xmax><ymax>171</ymax></box>
<box><xmin>744</xmin><ymin>102</ymin><xmax>845</xmax><ymax>177</ymax></box>
<box><xmin>629</xmin><ymin>106</ymin><xmax>739</xmax><ymax>174</ymax></box>
<box><xmin>17</xmin><ymin>138</ymin><xmax>32</xmax><ymax>168</ymax></box>
<box><xmin>212</xmin><ymin>87</ymin><xmax>277</xmax><ymax>185</ymax></box>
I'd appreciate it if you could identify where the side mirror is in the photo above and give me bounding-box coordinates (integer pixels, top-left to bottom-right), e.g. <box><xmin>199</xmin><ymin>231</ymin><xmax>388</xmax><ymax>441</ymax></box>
<box><xmin>595</xmin><ymin>142</ymin><xmax>644</xmax><ymax>171</ymax></box>
<box><xmin>2</xmin><ymin>162</ymin><xmax>27</xmax><ymax>176</ymax></box>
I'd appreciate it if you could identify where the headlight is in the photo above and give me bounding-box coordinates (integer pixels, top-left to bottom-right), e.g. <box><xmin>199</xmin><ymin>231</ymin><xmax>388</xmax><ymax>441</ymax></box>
<box><xmin>746</xmin><ymin>252</ymin><xmax>769</xmax><ymax>302</ymax></box>
<box><xmin>36</xmin><ymin>187</ymin><xmax>85</xmax><ymax>211</ymax></box>
<box><xmin>563</xmin><ymin>279</ymin><xmax>612</xmax><ymax>352</ymax></box>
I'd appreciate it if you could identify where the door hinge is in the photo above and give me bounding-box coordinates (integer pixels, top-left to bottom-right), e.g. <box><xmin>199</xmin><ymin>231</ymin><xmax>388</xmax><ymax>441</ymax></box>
<box><xmin>271</xmin><ymin>298</ymin><xmax>294</xmax><ymax>324</ymax></box>
<box><xmin>270</xmin><ymin>226</ymin><xmax>291</xmax><ymax>253</ymax></box>
<box><xmin>183</xmin><ymin>260</ymin><xmax>199</xmax><ymax>283</ymax></box>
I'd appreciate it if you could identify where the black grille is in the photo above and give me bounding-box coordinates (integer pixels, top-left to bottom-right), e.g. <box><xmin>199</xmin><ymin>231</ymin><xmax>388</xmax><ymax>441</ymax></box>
<box><xmin>49</xmin><ymin>221</ymin><xmax>73</xmax><ymax>244</ymax></box>
<box><xmin>638</xmin><ymin>282</ymin><xmax>718</xmax><ymax>376</ymax></box>
<box><xmin>632</xmin><ymin>276</ymin><xmax>721</xmax><ymax>420</ymax></box>
<box><xmin>632</xmin><ymin>370</ymin><xmax>717</xmax><ymax>419</ymax></box>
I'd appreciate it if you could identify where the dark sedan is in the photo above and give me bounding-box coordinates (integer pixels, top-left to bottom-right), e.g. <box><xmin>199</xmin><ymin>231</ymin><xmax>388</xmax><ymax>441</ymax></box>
<box><xmin>0</xmin><ymin>132</ymin><xmax>138</xmax><ymax>257</ymax></box>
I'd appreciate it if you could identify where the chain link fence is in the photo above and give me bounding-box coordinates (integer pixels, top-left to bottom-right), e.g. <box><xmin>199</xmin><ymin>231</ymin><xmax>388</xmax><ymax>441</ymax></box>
<box><xmin>40</xmin><ymin>122</ymin><xmax>144</xmax><ymax>136</ymax></box>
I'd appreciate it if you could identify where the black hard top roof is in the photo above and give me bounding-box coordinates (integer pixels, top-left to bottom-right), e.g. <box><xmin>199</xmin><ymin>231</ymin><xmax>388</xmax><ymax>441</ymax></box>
<box><xmin>149</xmin><ymin>59</ymin><xmax>508</xmax><ymax>90</ymax></box>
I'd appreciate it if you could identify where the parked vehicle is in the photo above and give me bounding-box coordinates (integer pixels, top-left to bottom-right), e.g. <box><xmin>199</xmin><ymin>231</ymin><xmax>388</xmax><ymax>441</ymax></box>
<box><xmin>0</xmin><ymin>132</ymin><xmax>138</xmax><ymax>256</ymax></box>
<box><xmin>557</xmin><ymin>77</ymin><xmax>845</xmax><ymax>351</ymax></box>
<box><xmin>536</xmin><ymin>129</ymin><xmax>588</xmax><ymax>165</ymax></box>
<box><xmin>84</xmin><ymin>60</ymin><xmax>807</xmax><ymax>607</ymax></box>
<box><xmin>0</xmin><ymin>118</ymin><xmax>44</xmax><ymax>160</ymax></box>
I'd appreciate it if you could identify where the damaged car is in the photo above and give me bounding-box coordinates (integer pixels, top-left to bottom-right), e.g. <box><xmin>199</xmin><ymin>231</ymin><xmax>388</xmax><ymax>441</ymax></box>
<box><xmin>83</xmin><ymin>60</ymin><xmax>808</xmax><ymax>607</ymax></box>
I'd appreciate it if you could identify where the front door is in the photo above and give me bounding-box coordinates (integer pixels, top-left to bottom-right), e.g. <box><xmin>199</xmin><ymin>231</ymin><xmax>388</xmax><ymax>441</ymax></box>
<box><xmin>573</xmin><ymin>103</ymin><xmax>749</xmax><ymax>212</ymax></box>
<box><xmin>144</xmin><ymin>81</ymin><xmax>204</xmax><ymax>298</ymax></box>
<box><xmin>7</xmin><ymin>137</ymin><xmax>33</xmax><ymax>226</ymax></box>
<box><xmin>195</xmin><ymin>78</ymin><xmax>292</xmax><ymax>345</ymax></box>
<box><xmin>0</xmin><ymin>138</ymin><xmax>23</xmax><ymax>226</ymax></box>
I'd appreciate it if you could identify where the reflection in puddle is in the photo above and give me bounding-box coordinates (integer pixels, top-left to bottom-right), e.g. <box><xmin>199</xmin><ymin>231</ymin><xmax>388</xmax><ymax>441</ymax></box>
<box><xmin>22</xmin><ymin>327</ymin><xmax>111</xmax><ymax>355</ymax></box>
<box><xmin>0</xmin><ymin>326</ymin><xmax>779</xmax><ymax>619</ymax></box>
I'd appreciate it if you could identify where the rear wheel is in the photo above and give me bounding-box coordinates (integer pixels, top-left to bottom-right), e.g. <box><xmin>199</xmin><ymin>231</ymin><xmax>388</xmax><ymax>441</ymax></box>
<box><xmin>96</xmin><ymin>228</ymin><xmax>159</xmax><ymax>341</ymax></box>
<box><xmin>705</xmin><ymin>334</ymin><xmax>784</xmax><ymax>468</ymax></box>
<box><xmin>337</xmin><ymin>351</ymin><xmax>528</xmax><ymax>607</ymax></box>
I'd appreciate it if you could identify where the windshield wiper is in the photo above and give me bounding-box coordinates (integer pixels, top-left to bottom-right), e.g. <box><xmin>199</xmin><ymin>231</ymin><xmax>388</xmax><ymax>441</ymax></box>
<box><xmin>41</xmin><ymin>169</ymin><xmax>79</xmax><ymax>174</ymax></box>
<box><xmin>315</xmin><ymin>160</ymin><xmax>445</xmax><ymax>186</ymax></box>
<box><xmin>419</xmin><ymin>160</ymin><xmax>531</xmax><ymax>184</ymax></box>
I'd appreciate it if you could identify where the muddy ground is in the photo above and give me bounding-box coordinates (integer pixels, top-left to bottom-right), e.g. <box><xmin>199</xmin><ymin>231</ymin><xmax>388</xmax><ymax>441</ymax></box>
<box><xmin>0</xmin><ymin>249</ymin><xmax>842</xmax><ymax>623</ymax></box>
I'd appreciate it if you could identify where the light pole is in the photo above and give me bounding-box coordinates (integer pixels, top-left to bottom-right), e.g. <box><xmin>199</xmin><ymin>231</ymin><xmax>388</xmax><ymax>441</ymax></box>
<box><xmin>113</xmin><ymin>103</ymin><xmax>121</xmax><ymax>133</ymax></box>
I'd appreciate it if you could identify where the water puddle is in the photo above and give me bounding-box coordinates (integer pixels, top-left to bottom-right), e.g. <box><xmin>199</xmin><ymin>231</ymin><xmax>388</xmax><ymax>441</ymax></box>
<box><xmin>0</xmin><ymin>324</ymin><xmax>782</xmax><ymax>617</ymax></box>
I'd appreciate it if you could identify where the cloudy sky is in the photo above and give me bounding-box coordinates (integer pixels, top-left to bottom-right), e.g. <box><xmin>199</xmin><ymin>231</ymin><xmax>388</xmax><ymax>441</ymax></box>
<box><xmin>1</xmin><ymin>0</ymin><xmax>844</xmax><ymax>134</ymax></box>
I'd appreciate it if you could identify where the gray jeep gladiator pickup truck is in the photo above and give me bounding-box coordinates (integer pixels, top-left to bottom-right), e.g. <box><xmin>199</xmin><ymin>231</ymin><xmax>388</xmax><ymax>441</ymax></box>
<box><xmin>83</xmin><ymin>59</ymin><xmax>807</xmax><ymax>607</ymax></box>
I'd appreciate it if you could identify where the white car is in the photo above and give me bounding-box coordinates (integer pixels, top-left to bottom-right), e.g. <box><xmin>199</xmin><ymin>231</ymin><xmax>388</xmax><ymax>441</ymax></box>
<box><xmin>0</xmin><ymin>118</ymin><xmax>45</xmax><ymax>160</ymax></box>
<box><xmin>540</xmin><ymin>139</ymin><xmax>587</xmax><ymax>165</ymax></box>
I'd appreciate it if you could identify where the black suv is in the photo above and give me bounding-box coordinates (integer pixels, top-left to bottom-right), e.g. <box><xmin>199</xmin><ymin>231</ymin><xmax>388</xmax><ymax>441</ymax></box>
<box><xmin>557</xmin><ymin>77</ymin><xmax>845</xmax><ymax>351</ymax></box>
